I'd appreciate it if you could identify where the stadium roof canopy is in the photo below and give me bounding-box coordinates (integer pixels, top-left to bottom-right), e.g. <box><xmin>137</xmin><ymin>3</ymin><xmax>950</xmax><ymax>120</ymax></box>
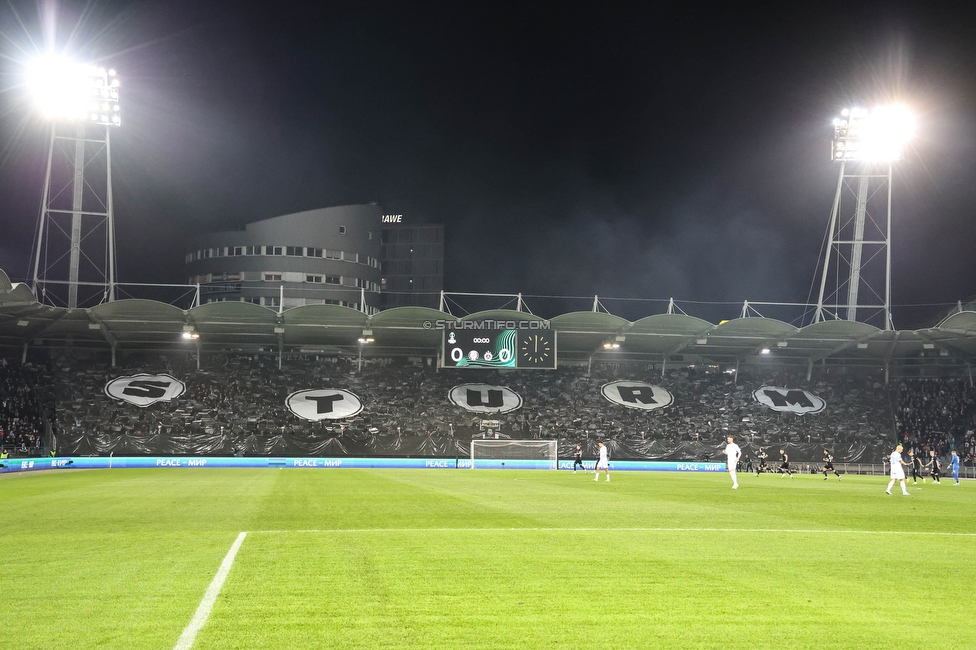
<box><xmin>2</xmin><ymin>268</ymin><xmax>975</xmax><ymax>373</ymax></box>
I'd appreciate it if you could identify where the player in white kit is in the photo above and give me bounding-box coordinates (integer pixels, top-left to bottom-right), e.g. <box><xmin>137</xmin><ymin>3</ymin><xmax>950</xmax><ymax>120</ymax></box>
<box><xmin>886</xmin><ymin>444</ymin><xmax>911</xmax><ymax>496</ymax></box>
<box><xmin>724</xmin><ymin>436</ymin><xmax>742</xmax><ymax>489</ymax></box>
<box><xmin>594</xmin><ymin>441</ymin><xmax>610</xmax><ymax>482</ymax></box>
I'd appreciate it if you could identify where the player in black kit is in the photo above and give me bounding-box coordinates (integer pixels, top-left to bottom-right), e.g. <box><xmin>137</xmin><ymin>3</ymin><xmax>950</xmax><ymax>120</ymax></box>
<box><xmin>778</xmin><ymin>449</ymin><xmax>793</xmax><ymax>478</ymax></box>
<box><xmin>822</xmin><ymin>449</ymin><xmax>841</xmax><ymax>480</ymax></box>
<box><xmin>755</xmin><ymin>447</ymin><xmax>769</xmax><ymax>476</ymax></box>
<box><xmin>927</xmin><ymin>450</ymin><xmax>941</xmax><ymax>484</ymax></box>
<box><xmin>908</xmin><ymin>449</ymin><xmax>924</xmax><ymax>484</ymax></box>
<box><xmin>572</xmin><ymin>444</ymin><xmax>585</xmax><ymax>474</ymax></box>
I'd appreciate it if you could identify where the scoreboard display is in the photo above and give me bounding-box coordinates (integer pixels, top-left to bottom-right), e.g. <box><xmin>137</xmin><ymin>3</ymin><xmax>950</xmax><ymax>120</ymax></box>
<box><xmin>441</xmin><ymin>328</ymin><xmax>557</xmax><ymax>369</ymax></box>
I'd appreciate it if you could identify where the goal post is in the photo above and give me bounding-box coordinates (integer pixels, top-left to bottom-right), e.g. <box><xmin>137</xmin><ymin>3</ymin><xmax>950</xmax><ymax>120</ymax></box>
<box><xmin>469</xmin><ymin>440</ymin><xmax>558</xmax><ymax>470</ymax></box>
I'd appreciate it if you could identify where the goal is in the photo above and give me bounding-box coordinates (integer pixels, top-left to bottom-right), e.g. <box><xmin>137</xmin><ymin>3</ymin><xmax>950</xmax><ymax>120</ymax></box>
<box><xmin>469</xmin><ymin>440</ymin><xmax>558</xmax><ymax>470</ymax></box>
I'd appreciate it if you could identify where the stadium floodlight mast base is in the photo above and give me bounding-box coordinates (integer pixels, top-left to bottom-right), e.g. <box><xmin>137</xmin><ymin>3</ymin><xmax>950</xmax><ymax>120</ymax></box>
<box><xmin>814</xmin><ymin>105</ymin><xmax>914</xmax><ymax>331</ymax></box>
<box><xmin>27</xmin><ymin>55</ymin><xmax>121</xmax><ymax>309</ymax></box>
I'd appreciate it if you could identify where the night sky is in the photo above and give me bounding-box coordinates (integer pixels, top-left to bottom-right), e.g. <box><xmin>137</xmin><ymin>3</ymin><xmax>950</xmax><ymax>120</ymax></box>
<box><xmin>1</xmin><ymin>1</ymin><xmax>975</xmax><ymax>327</ymax></box>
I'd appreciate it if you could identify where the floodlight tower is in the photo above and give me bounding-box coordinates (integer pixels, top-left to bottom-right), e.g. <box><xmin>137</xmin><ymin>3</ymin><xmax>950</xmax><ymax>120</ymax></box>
<box><xmin>813</xmin><ymin>105</ymin><xmax>914</xmax><ymax>330</ymax></box>
<box><xmin>28</xmin><ymin>57</ymin><xmax>121</xmax><ymax>308</ymax></box>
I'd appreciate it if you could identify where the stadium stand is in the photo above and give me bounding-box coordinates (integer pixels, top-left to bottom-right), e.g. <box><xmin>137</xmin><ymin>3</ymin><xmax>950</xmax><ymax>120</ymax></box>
<box><xmin>896</xmin><ymin>378</ymin><xmax>976</xmax><ymax>457</ymax></box>
<box><xmin>3</xmin><ymin>266</ymin><xmax>974</xmax><ymax>465</ymax></box>
<box><xmin>45</xmin><ymin>354</ymin><xmax>895</xmax><ymax>462</ymax></box>
<box><xmin>964</xmin><ymin>431</ymin><xmax>976</xmax><ymax>465</ymax></box>
<box><xmin>0</xmin><ymin>359</ymin><xmax>49</xmax><ymax>456</ymax></box>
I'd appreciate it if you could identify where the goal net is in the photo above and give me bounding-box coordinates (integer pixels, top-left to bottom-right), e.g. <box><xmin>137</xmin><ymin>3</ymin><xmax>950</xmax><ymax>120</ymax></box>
<box><xmin>469</xmin><ymin>440</ymin><xmax>558</xmax><ymax>470</ymax></box>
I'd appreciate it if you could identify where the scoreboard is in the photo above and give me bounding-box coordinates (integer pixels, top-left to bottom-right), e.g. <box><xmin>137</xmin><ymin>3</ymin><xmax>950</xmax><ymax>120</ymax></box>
<box><xmin>441</xmin><ymin>328</ymin><xmax>557</xmax><ymax>369</ymax></box>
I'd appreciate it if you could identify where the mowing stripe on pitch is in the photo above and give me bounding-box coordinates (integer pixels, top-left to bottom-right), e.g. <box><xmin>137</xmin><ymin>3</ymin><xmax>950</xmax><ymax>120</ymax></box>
<box><xmin>173</xmin><ymin>532</ymin><xmax>247</xmax><ymax>650</ymax></box>
<box><xmin>248</xmin><ymin>527</ymin><xmax>976</xmax><ymax>537</ymax></box>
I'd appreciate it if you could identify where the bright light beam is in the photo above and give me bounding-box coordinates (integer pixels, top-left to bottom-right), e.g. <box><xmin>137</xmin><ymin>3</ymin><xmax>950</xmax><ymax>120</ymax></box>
<box><xmin>832</xmin><ymin>104</ymin><xmax>914</xmax><ymax>163</ymax></box>
<box><xmin>25</xmin><ymin>54</ymin><xmax>120</xmax><ymax>125</ymax></box>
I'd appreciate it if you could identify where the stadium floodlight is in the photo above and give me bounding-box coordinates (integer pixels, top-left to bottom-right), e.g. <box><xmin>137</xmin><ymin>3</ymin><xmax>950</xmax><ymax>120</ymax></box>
<box><xmin>28</xmin><ymin>55</ymin><xmax>122</xmax><ymax>309</ymax></box>
<box><xmin>831</xmin><ymin>104</ymin><xmax>913</xmax><ymax>163</ymax></box>
<box><xmin>815</xmin><ymin>104</ymin><xmax>913</xmax><ymax>331</ymax></box>
<box><xmin>26</xmin><ymin>55</ymin><xmax>121</xmax><ymax>126</ymax></box>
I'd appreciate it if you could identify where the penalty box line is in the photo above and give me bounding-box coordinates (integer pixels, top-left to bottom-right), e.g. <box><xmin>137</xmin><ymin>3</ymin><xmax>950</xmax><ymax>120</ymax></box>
<box><xmin>248</xmin><ymin>527</ymin><xmax>976</xmax><ymax>537</ymax></box>
<box><xmin>173</xmin><ymin>532</ymin><xmax>247</xmax><ymax>650</ymax></box>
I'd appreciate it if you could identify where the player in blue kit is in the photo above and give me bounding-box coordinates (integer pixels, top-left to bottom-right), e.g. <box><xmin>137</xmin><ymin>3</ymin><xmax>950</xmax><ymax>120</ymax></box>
<box><xmin>950</xmin><ymin>450</ymin><xmax>960</xmax><ymax>485</ymax></box>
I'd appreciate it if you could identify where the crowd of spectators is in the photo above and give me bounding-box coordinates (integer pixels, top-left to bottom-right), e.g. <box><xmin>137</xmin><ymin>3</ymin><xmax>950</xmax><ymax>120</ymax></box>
<box><xmin>0</xmin><ymin>359</ymin><xmax>47</xmax><ymax>455</ymax></box>
<box><xmin>963</xmin><ymin>431</ymin><xmax>976</xmax><ymax>465</ymax></box>
<box><xmin>896</xmin><ymin>378</ymin><xmax>976</xmax><ymax>459</ymax></box>
<box><xmin>44</xmin><ymin>353</ymin><xmax>896</xmax><ymax>459</ymax></box>
<box><xmin>521</xmin><ymin>363</ymin><xmax>892</xmax><ymax>450</ymax></box>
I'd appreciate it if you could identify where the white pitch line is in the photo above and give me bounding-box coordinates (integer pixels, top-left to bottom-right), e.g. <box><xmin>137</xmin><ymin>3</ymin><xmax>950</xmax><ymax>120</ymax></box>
<box><xmin>247</xmin><ymin>527</ymin><xmax>976</xmax><ymax>537</ymax></box>
<box><xmin>173</xmin><ymin>532</ymin><xmax>247</xmax><ymax>650</ymax></box>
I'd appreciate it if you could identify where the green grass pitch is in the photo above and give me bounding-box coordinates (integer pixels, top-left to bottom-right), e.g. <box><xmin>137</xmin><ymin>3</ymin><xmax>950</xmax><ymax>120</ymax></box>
<box><xmin>2</xmin><ymin>467</ymin><xmax>973</xmax><ymax>649</ymax></box>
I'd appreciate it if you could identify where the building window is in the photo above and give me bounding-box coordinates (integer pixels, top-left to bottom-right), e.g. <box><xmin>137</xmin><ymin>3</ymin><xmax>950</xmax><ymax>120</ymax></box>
<box><xmin>325</xmin><ymin>249</ymin><xmax>341</xmax><ymax>259</ymax></box>
<box><xmin>343</xmin><ymin>251</ymin><xmax>359</xmax><ymax>263</ymax></box>
<box><xmin>232</xmin><ymin>246</ymin><xmax>243</xmax><ymax>256</ymax></box>
<box><xmin>339</xmin><ymin>225</ymin><xmax>346</xmax><ymax>234</ymax></box>
<box><xmin>267</xmin><ymin>246</ymin><xmax>283</xmax><ymax>256</ymax></box>
<box><xmin>243</xmin><ymin>297</ymin><xmax>261</xmax><ymax>305</ymax></box>
<box><xmin>263</xmin><ymin>273</ymin><xmax>282</xmax><ymax>282</ymax></box>
<box><xmin>308</xmin><ymin>248</ymin><xmax>323</xmax><ymax>258</ymax></box>
<box><xmin>245</xmin><ymin>245</ymin><xmax>258</xmax><ymax>256</ymax></box>
<box><xmin>286</xmin><ymin>246</ymin><xmax>302</xmax><ymax>256</ymax></box>
<box><xmin>324</xmin><ymin>299</ymin><xmax>340</xmax><ymax>305</ymax></box>
<box><xmin>325</xmin><ymin>275</ymin><xmax>340</xmax><ymax>285</ymax></box>
<box><xmin>306</xmin><ymin>275</ymin><xmax>323</xmax><ymax>283</ymax></box>
<box><xmin>264</xmin><ymin>296</ymin><xmax>280</xmax><ymax>308</ymax></box>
